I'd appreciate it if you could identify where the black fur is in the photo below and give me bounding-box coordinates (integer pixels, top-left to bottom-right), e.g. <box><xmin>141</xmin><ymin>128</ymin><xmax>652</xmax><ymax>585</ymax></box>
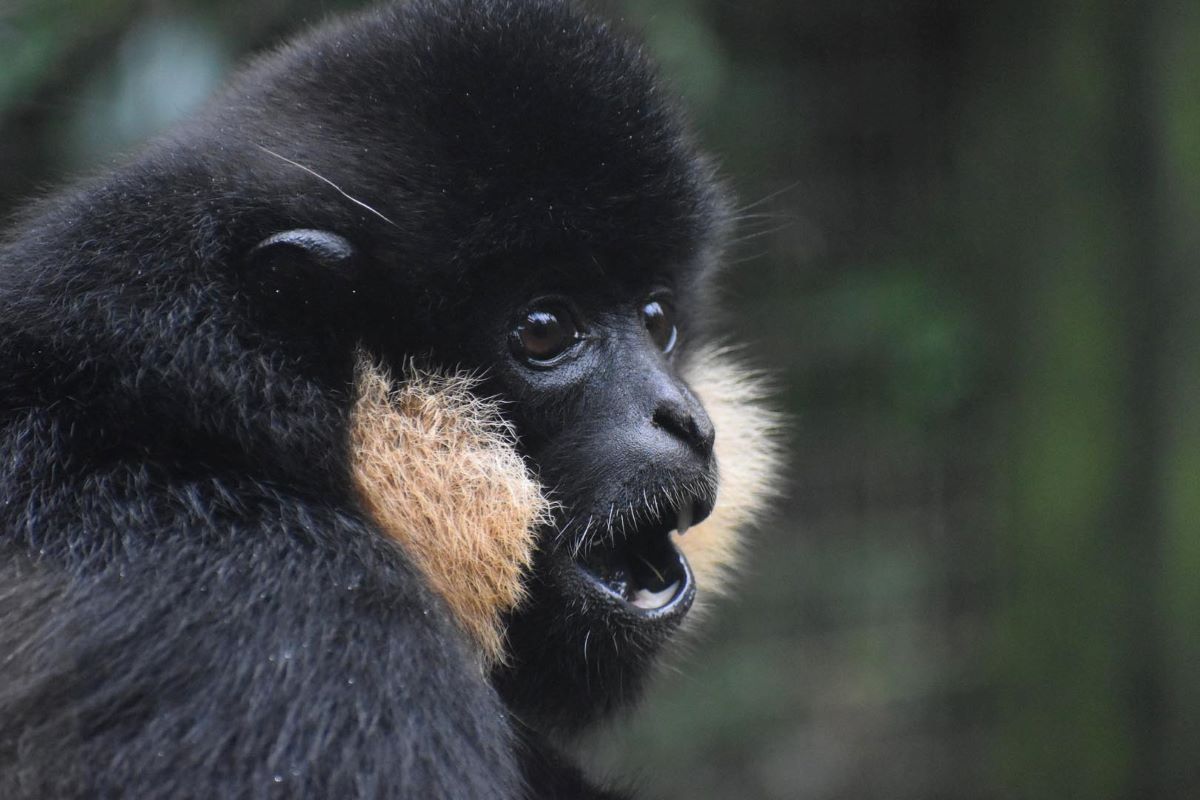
<box><xmin>0</xmin><ymin>1</ymin><xmax>729</xmax><ymax>797</ymax></box>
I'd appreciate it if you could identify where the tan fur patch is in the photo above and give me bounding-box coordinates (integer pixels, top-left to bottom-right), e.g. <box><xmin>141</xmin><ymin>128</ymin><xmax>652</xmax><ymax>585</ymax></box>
<box><xmin>348</xmin><ymin>355</ymin><xmax>551</xmax><ymax>666</ymax></box>
<box><xmin>674</xmin><ymin>347</ymin><xmax>784</xmax><ymax>604</ymax></box>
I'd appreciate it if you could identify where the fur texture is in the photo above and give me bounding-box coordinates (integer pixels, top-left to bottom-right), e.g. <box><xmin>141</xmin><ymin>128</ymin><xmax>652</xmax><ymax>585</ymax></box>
<box><xmin>677</xmin><ymin>347</ymin><xmax>784</xmax><ymax>602</ymax></box>
<box><xmin>350</xmin><ymin>354</ymin><xmax>550</xmax><ymax>665</ymax></box>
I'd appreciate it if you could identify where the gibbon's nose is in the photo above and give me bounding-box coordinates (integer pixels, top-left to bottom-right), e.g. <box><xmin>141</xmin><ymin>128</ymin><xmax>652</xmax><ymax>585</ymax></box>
<box><xmin>652</xmin><ymin>391</ymin><xmax>716</xmax><ymax>459</ymax></box>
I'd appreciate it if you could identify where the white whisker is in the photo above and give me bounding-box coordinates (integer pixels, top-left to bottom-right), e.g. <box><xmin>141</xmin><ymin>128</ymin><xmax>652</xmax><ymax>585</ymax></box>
<box><xmin>256</xmin><ymin>144</ymin><xmax>400</xmax><ymax>229</ymax></box>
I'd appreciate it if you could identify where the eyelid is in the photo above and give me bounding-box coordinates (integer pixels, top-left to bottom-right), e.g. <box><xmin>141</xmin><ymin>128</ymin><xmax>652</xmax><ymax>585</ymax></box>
<box><xmin>519</xmin><ymin>294</ymin><xmax>586</xmax><ymax>330</ymax></box>
<box><xmin>646</xmin><ymin>287</ymin><xmax>677</xmax><ymax>309</ymax></box>
<box><xmin>644</xmin><ymin>288</ymin><xmax>677</xmax><ymax>314</ymax></box>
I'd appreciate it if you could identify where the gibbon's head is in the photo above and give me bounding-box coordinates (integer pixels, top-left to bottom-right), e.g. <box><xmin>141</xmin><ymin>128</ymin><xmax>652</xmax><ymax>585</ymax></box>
<box><xmin>218</xmin><ymin>0</ymin><xmax>781</xmax><ymax>731</ymax></box>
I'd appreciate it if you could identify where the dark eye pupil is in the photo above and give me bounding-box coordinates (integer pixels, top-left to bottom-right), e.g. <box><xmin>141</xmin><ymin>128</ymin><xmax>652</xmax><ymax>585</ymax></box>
<box><xmin>518</xmin><ymin>307</ymin><xmax>575</xmax><ymax>360</ymax></box>
<box><xmin>643</xmin><ymin>299</ymin><xmax>677</xmax><ymax>353</ymax></box>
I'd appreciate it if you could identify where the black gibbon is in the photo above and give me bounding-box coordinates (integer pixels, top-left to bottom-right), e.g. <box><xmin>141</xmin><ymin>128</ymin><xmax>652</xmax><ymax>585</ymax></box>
<box><xmin>0</xmin><ymin>1</ymin><xmax>779</xmax><ymax>797</ymax></box>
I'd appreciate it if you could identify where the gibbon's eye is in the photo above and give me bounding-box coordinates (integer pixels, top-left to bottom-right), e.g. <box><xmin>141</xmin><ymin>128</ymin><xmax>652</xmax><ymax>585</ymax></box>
<box><xmin>514</xmin><ymin>301</ymin><xmax>580</xmax><ymax>363</ymax></box>
<box><xmin>642</xmin><ymin>294</ymin><xmax>678</xmax><ymax>354</ymax></box>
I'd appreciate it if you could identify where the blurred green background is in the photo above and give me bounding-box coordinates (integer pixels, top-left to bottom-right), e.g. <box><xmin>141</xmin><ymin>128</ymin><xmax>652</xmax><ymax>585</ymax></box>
<box><xmin>3</xmin><ymin>1</ymin><xmax>1198</xmax><ymax>798</ymax></box>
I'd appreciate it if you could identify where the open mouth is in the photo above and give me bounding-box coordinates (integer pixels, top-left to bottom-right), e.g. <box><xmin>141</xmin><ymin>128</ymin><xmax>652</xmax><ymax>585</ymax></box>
<box><xmin>573</xmin><ymin>499</ymin><xmax>699</xmax><ymax>615</ymax></box>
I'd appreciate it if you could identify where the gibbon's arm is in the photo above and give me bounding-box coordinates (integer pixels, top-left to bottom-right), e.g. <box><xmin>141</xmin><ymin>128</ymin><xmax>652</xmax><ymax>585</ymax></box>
<box><xmin>0</xmin><ymin>470</ymin><xmax>520</xmax><ymax>800</ymax></box>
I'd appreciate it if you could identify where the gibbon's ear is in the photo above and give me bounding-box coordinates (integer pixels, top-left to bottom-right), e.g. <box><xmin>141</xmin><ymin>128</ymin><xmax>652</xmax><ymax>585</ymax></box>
<box><xmin>244</xmin><ymin>229</ymin><xmax>361</xmax><ymax>323</ymax></box>
<box><xmin>248</xmin><ymin>228</ymin><xmax>357</xmax><ymax>279</ymax></box>
<box><xmin>250</xmin><ymin>227</ymin><xmax>354</xmax><ymax>264</ymax></box>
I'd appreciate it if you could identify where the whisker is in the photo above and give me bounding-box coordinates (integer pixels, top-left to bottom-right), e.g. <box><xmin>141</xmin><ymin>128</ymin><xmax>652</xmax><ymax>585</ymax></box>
<box><xmin>727</xmin><ymin>223</ymin><xmax>793</xmax><ymax>246</ymax></box>
<box><xmin>730</xmin><ymin>211</ymin><xmax>798</xmax><ymax>225</ymax></box>
<box><xmin>256</xmin><ymin>144</ymin><xmax>400</xmax><ymax>229</ymax></box>
<box><xmin>732</xmin><ymin>180</ymin><xmax>801</xmax><ymax>214</ymax></box>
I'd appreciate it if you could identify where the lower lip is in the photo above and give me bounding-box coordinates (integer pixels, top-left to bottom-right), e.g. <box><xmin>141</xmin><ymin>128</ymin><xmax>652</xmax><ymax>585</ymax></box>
<box><xmin>574</xmin><ymin>548</ymin><xmax>696</xmax><ymax>620</ymax></box>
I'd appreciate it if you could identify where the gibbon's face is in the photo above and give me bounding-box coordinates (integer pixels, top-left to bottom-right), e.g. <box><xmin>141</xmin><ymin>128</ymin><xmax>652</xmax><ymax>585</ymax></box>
<box><xmin>496</xmin><ymin>279</ymin><xmax>712</xmax><ymax>614</ymax></box>
<box><xmin>502</xmin><ymin>284</ymin><xmax>714</xmax><ymax>619</ymax></box>
<box><xmin>449</xmin><ymin>253</ymin><xmax>719</xmax><ymax>727</ymax></box>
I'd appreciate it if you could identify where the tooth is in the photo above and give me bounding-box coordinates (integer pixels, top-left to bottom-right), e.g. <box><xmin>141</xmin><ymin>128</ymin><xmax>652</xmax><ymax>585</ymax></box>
<box><xmin>674</xmin><ymin>502</ymin><xmax>694</xmax><ymax>536</ymax></box>
<box><xmin>631</xmin><ymin>582</ymin><xmax>680</xmax><ymax>610</ymax></box>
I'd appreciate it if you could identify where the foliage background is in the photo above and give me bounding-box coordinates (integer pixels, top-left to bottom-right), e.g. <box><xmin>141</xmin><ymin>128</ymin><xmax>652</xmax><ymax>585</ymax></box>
<box><xmin>2</xmin><ymin>1</ymin><xmax>1198</xmax><ymax>798</ymax></box>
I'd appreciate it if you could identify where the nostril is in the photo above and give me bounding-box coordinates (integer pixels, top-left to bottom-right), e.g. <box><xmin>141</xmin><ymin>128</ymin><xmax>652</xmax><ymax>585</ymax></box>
<box><xmin>653</xmin><ymin>403</ymin><xmax>715</xmax><ymax>458</ymax></box>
